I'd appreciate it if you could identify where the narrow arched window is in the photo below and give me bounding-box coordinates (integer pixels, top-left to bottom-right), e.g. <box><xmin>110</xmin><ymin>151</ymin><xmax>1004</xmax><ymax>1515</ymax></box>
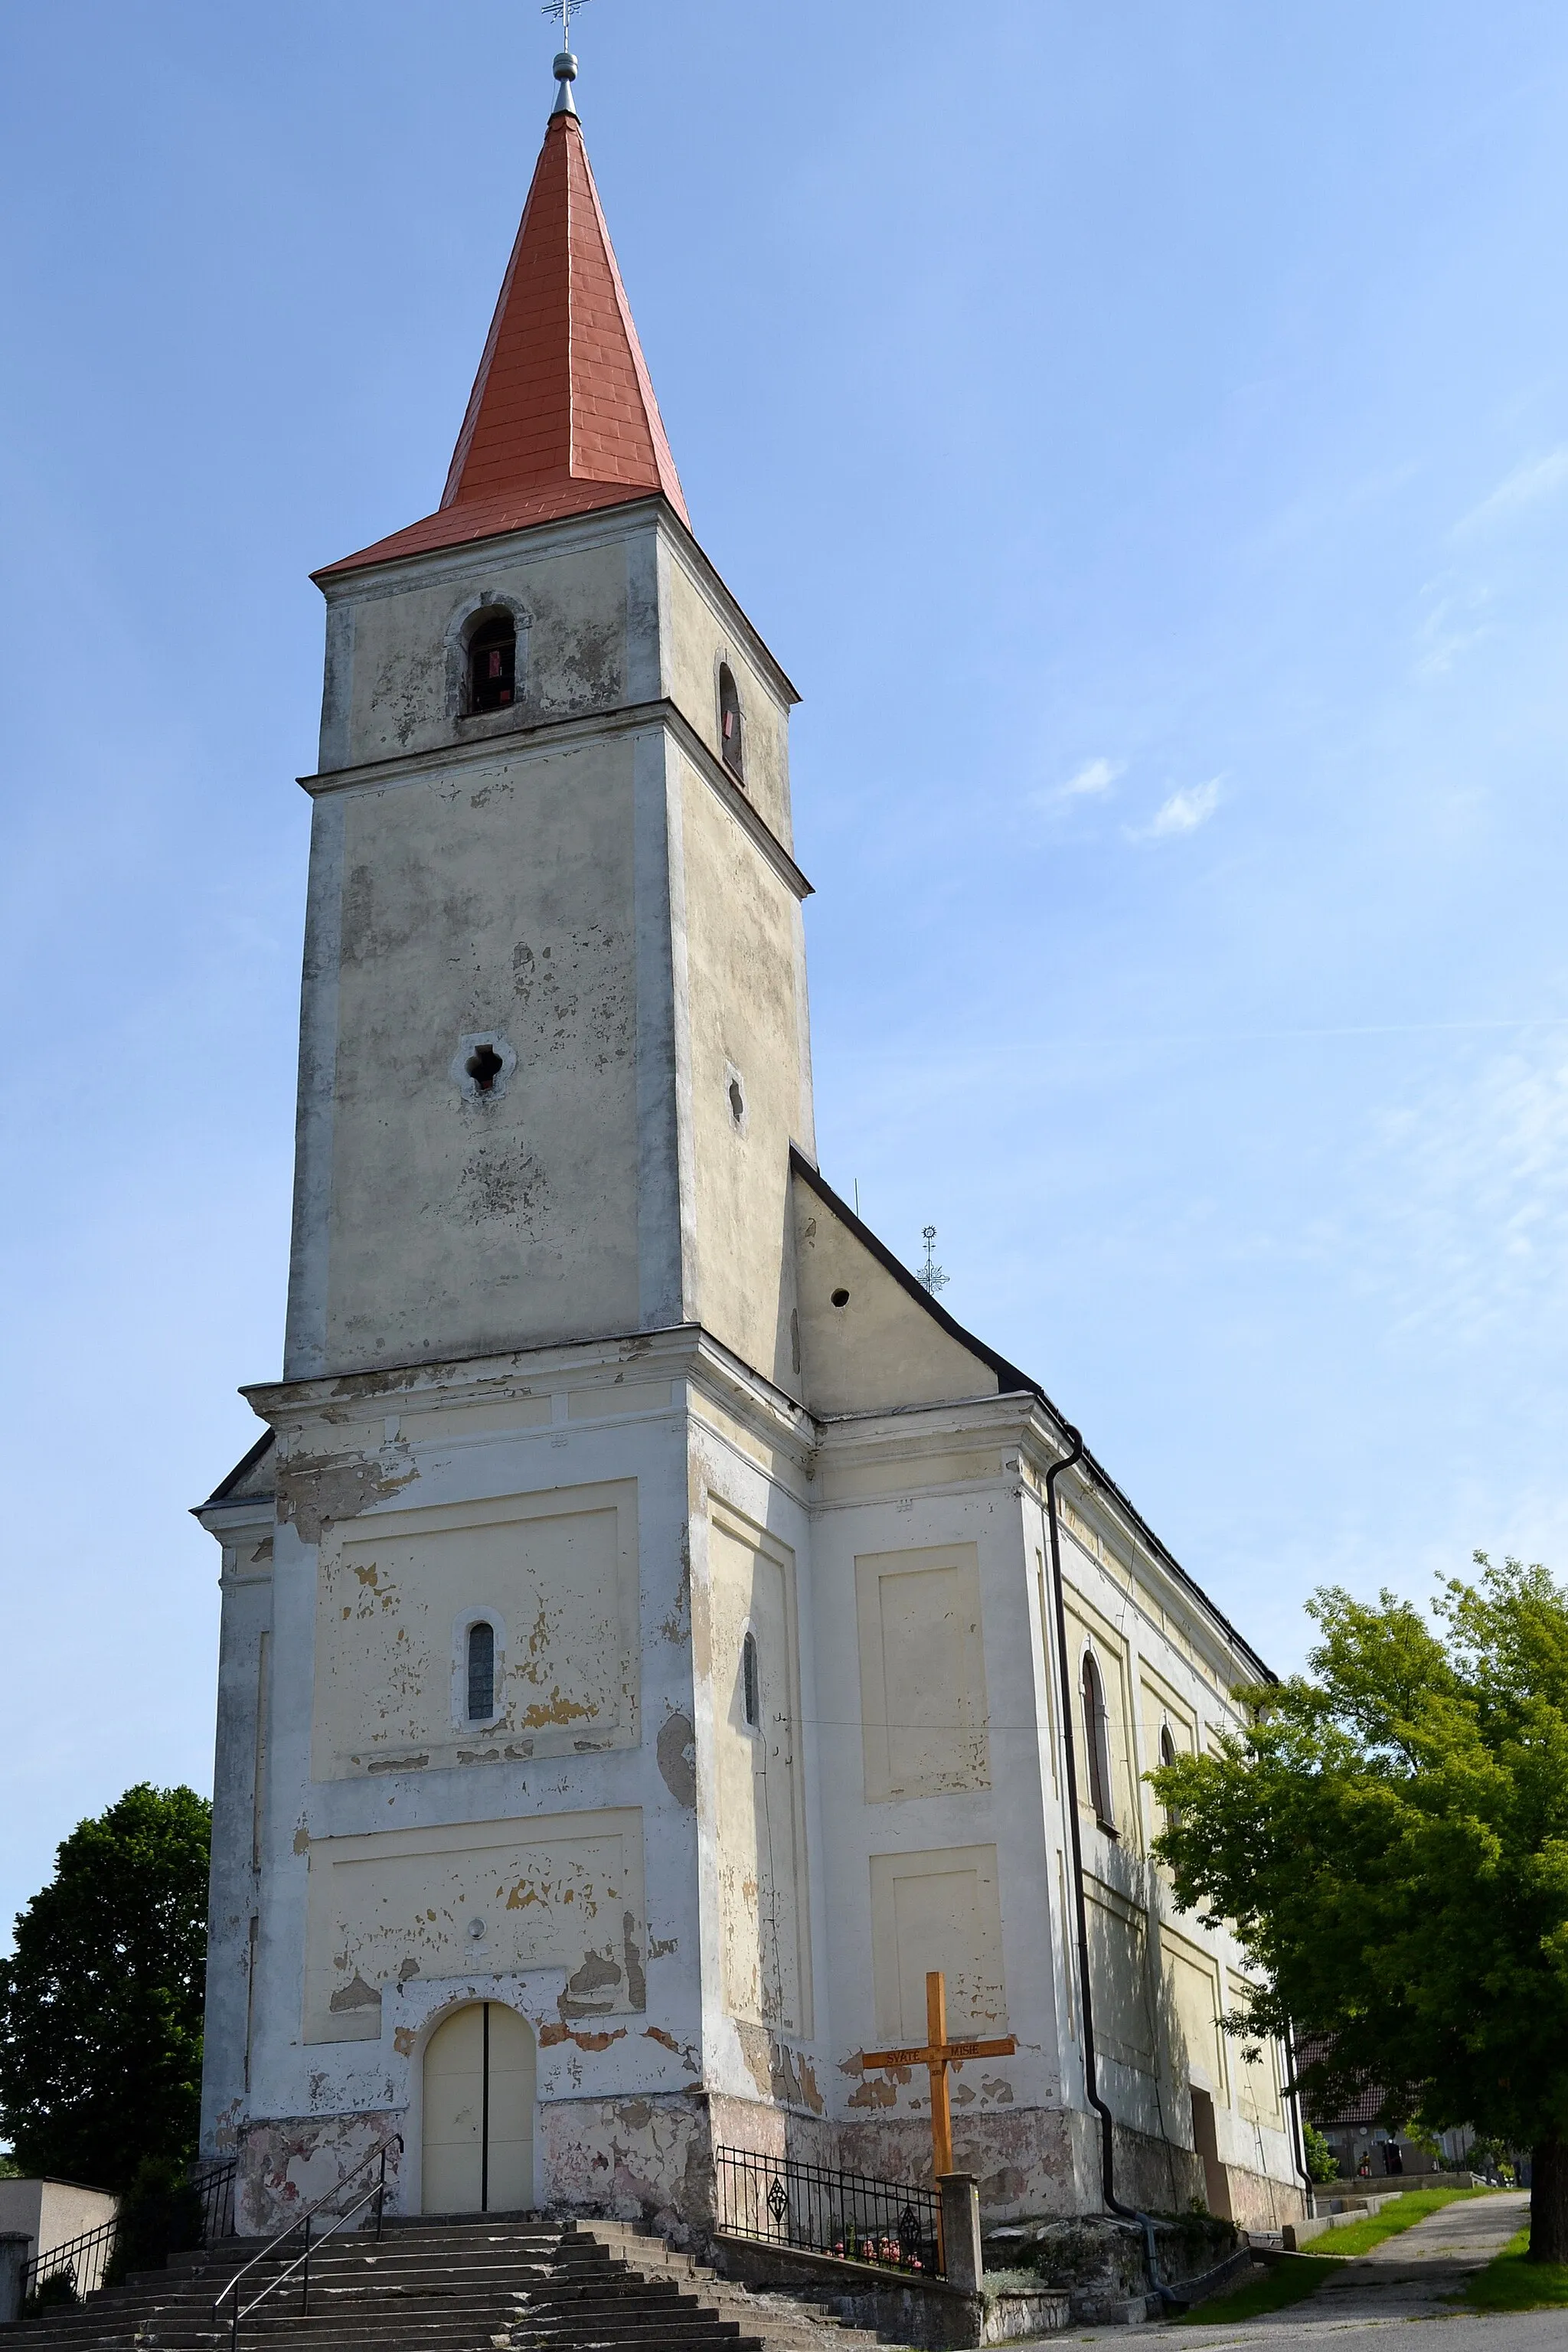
<box><xmin>468</xmin><ymin>613</ymin><xmax>517</xmax><ymax>713</ymax></box>
<box><xmin>466</xmin><ymin>1619</ymin><xmax>496</xmax><ymax>1721</ymax></box>
<box><xmin>718</xmin><ymin>664</ymin><xmax>744</xmax><ymax>784</ymax></box>
<box><xmin>1081</xmin><ymin>1651</ymin><xmax>1116</xmax><ymax>1831</ymax></box>
<box><xmin>1159</xmin><ymin>1722</ymin><xmax>1181</xmax><ymax>1831</ymax></box>
<box><xmin>742</xmin><ymin>1631</ymin><xmax>760</xmax><ymax>1730</ymax></box>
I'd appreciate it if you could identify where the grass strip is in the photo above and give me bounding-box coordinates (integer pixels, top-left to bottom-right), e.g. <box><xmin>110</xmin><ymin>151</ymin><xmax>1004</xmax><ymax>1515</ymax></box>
<box><xmin>1464</xmin><ymin>2228</ymin><xmax>1568</xmax><ymax>2311</ymax></box>
<box><xmin>1300</xmin><ymin>2184</ymin><xmax>1493</xmax><ymax>2259</ymax></box>
<box><xmin>1174</xmin><ymin>2254</ymin><xmax>1341</xmax><ymax>2324</ymax></box>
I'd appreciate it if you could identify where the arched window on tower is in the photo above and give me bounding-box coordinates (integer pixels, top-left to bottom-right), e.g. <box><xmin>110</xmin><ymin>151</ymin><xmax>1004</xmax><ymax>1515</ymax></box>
<box><xmin>718</xmin><ymin>664</ymin><xmax>744</xmax><ymax>785</ymax></box>
<box><xmin>1081</xmin><ymin>1651</ymin><xmax>1116</xmax><ymax>1833</ymax></box>
<box><xmin>466</xmin><ymin>1619</ymin><xmax>496</xmax><ymax>1722</ymax></box>
<box><xmin>468</xmin><ymin>612</ymin><xmax>517</xmax><ymax>714</ymax></box>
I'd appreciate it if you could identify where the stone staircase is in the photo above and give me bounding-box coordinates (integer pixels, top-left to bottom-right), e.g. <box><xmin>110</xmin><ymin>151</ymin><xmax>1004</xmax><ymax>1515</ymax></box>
<box><xmin>6</xmin><ymin>2216</ymin><xmax>889</xmax><ymax>2352</ymax></box>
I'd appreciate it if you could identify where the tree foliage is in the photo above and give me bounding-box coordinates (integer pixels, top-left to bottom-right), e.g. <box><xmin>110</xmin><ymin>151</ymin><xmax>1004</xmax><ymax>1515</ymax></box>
<box><xmin>1151</xmin><ymin>1558</ymin><xmax>1568</xmax><ymax>2260</ymax></box>
<box><xmin>0</xmin><ymin>1785</ymin><xmax>211</xmax><ymax>2192</ymax></box>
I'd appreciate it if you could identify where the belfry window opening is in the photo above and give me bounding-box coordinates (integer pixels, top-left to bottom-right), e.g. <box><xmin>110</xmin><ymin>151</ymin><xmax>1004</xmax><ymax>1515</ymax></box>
<box><xmin>466</xmin><ymin>1619</ymin><xmax>497</xmax><ymax>1722</ymax></box>
<box><xmin>718</xmin><ymin>664</ymin><xmax>744</xmax><ymax>784</ymax></box>
<box><xmin>742</xmin><ymin>1630</ymin><xmax>760</xmax><ymax>1730</ymax></box>
<box><xmin>468</xmin><ymin>613</ymin><xmax>517</xmax><ymax>713</ymax></box>
<box><xmin>1081</xmin><ymin>1650</ymin><xmax>1116</xmax><ymax>1833</ymax></box>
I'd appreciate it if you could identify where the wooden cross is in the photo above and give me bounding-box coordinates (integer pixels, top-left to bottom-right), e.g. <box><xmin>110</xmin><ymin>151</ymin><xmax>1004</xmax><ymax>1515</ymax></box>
<box><xmin>861</xmin><ymin>1970</ymin><xmax>1016</xmax><ymax>2179</ymax></box>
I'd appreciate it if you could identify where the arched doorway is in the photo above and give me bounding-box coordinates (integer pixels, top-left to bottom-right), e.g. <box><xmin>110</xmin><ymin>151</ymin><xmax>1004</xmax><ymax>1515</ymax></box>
<box><xmin>422</xmin><ymin>2002</ymin><xmax>536</xmax><ymax>2213</ymax></box>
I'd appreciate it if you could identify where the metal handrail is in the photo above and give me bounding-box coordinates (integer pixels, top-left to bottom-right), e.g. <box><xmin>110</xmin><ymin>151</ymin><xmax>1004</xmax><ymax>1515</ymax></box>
<box><xmin>213</xmin><ymin>2135</ymin><xmax>401</xmax><ymax>2352</ymax></box>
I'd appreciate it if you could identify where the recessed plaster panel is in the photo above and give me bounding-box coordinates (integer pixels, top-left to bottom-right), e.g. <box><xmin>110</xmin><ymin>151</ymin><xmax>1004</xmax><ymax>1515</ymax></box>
<box><xmin>680</xmin><ymin>761</ymin><xmax>809</xmax><ymax>1391</ymax></box>
<box><xmin>856</xmin><ymin>1544</ymin><xmax>990</xmax><ymax>1802</ymax></box>
<box><xmin>1227</xmin><ymin>1972</ymin><xmax>1283</xmax><ymax>2126</ymax></box>
<box><xmin>794</xmin><ymin>1178</ymin><xmax>1001</xmax><ymax>1416</ymax></box>
<box><xmin>1083</xmin><ymin>1880</ymin><xmax>1155</xmax><ymax>2076</ymax></box>
<box><xmin>869</xmin><ymin>1846</ymin><xmax>1006</xmax><ymax>2043</ymax></box>
<box><xmin>708</xmin><ymin>1507</ymin><xmax>810</xmax><ymax>2035</ymax></box>
<box><xmin>302</xmin><ymin>1808</ymin><xmax>645</xmax><ymax>2043</ymax></box>
<box><xmin>1161</xmin><ymin>1924</ymin><xmax>1228</xmax><ymax>2100</ymax></box>
<box><xmin>312</xmin><ymin>1481</ymin><xmax>638</xmax><ymax>1778</ymax></box>
<box><xmin>323</xmin><ymin>737</ymin><xmax>642</xmax><ymax>1370</ymax></box>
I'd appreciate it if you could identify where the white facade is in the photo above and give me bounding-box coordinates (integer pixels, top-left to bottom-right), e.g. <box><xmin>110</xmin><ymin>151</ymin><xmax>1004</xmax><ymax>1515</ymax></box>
<box><xmin>196</xmin><ymin>227</ymin><xmax>1302</xmax><ymax>2249</ymax></box>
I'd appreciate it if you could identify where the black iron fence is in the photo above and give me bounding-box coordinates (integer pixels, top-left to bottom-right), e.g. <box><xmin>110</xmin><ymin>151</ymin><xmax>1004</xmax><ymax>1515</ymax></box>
<box><xmin>19</xmin><ymin>2155</ymin><xmax>238</xmax><ymax>2314</ymax></box>
<box><xmin>714</xmin><ymin>2145</ymin><xmax>942</xmax><ymax>2278</ymax></box>
<box><xmin>194</xmin><ymin>2158</ymin><xmax>239</xmax><ymax>2245</ymax></box>
<box><xmin>21</xmin><ymin>2217</ymin><xmax>119</xmax><ymax>2310</ymax></box>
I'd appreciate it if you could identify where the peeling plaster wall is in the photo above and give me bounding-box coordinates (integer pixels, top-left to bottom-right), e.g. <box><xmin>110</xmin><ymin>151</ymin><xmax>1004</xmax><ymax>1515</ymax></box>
<box><xmin>316</xmin><ymin>734</ymin><xmax>644</xmax><ymax>1370</ymax></box>
<box><xmin>321</xmin><ymin>519</ymin><xmax>642</xmax><ymax>774</ymax></box>
<box><xmin>223</xmin><ymin>1354</ymin><xmax>710</xmax><ymax>2186</ymax></box>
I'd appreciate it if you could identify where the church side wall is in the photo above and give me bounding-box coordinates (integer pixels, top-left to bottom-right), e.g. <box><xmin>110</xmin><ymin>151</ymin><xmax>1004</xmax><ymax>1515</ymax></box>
<box><xmin>1044</xmin><ymin>1475</ymin><xmax>1305</xmax><ymax>2223</ymax></box>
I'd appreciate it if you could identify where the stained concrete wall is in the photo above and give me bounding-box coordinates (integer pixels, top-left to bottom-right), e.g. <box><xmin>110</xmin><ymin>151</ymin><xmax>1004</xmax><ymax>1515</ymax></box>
<box><xmin>0</xmin><ymin>2180</ymin><xmax>119</xmax><ymax>2262</ymax></box>
<box><xmin>290</xmin><ymin>510</ymin><xmax>810</xmax><ymax>1388</ymax></box>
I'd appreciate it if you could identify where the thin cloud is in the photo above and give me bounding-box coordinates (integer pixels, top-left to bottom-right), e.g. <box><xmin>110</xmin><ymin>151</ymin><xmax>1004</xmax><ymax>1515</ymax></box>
<box><xmin>1059</xmin><ymin>756</ymin><xmax>1122</xmax><ymax>799</ymax></box>
<box><xmin>1455</xmin><ymin>446</ymin><xmax>1568</xmax><ymax>537</ymax></box>
<box><xmin>1126</xmin><ymin>776</ymin><xmax>1223</xmax><ymax>842</ymax></box>
<box><xmin>1031</xmin><ymin>756</ymin><xmax>1123</xmax><ymax>812</ymax></box>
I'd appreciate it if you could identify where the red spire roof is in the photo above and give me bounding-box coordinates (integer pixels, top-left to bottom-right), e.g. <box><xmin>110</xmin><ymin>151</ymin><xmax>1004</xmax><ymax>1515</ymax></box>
<box><xmin>318</xmin><ymin>108</ymin><xmax>688</xmax><ymax>578</ymax></box>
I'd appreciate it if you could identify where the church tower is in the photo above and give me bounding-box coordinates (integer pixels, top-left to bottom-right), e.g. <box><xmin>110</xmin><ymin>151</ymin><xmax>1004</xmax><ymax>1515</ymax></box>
<box><xmin>198</xmin><ymin>44</ymin><xmax>1303</xmax><ymax>2251</ymax></box>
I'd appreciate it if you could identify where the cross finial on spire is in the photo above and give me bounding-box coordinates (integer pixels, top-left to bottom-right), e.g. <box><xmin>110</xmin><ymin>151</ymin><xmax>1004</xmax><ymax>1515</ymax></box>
<box><xmin>543</xmin><ymin>0</ymin><xmax>590</xmax><ymax>113</ymax></box>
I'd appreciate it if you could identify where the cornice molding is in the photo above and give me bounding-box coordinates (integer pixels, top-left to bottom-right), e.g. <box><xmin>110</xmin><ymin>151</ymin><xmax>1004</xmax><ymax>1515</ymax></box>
<box><xmin>299</xmin><ymin>697</ymin><xmax>812</xmax><ymax>903</ymax></box>
<box><xmin>311</xmin><ymin>495</ymin><xmax>802</xmax><ymax>712</ymax></box>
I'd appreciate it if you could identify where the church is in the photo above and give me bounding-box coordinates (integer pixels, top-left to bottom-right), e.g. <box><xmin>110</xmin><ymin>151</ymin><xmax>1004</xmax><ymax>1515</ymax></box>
<box><xmin>196</xmin><ymin>44</ymin><xmax>1305</xmax><ymax>2248</ymax></box>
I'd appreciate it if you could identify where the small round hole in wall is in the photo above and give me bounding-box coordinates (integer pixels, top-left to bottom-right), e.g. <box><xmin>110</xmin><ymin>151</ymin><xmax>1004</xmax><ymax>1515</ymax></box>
<box><xmin>452</xmin><ymin>1032</ymin><xmax>516</xmax><ymax>1102</ymax></box>
<box><xmin>831</xmin><ymin>1287</ymin><xmax>850</xmax><ymax>1308</ymax></box>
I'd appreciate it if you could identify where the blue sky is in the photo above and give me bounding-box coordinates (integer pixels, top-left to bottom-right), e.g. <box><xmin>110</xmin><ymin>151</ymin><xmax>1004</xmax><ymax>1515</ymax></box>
<box><xmin>3</xmin><ymin>0</ymin><xmax>1567</xmax><ymax>1942</ymax></box>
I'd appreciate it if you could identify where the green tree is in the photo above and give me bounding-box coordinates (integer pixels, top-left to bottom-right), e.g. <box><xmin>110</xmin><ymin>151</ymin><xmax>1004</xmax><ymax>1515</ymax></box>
<box><xmin>1302</xmin><ymin>2122</ymin><xmax>1339</xmax><ymax>2184</ymax></box>
<box><xmin>0</xmin><ymin>1785</ymin><xmax>211</xmax><ymax>2192</ymax></box>
<box><xmin>1152</xmin><ymin>1558</ymin><xmax>1568</xmax><ymax>2262</ymax></box>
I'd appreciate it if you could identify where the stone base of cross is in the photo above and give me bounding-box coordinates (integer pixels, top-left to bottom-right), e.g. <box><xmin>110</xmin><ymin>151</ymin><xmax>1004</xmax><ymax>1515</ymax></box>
<box><xmin>860</xmin><ymin>1969</ymin><xmax>1017</xmax><ymax>2182</ymax></box>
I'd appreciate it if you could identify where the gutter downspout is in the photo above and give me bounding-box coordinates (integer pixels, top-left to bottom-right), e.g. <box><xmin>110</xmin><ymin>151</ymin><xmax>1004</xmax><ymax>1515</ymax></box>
<box><xmin>1283</xmin><ymin>2023</ymin><xmax>1316</xmax><ymax>2218</ymax></box>
<box><xmin>1044</xmin><ymin>1421</ymin><xmax>1178</xmax><ymax>2311</ymax></box>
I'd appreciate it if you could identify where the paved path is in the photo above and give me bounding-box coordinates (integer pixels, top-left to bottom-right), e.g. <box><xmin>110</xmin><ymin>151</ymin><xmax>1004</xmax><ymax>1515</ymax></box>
<box><xmin>1063</xmin><ymin>2189</ymin><xmax>1540</xmax><ymax>2348</ymax></box>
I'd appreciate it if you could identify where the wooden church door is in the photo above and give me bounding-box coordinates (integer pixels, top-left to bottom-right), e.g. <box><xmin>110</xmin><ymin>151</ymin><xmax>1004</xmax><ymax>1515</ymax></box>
<box><xmin>422</xmin><ymin>2003</ymin><xmax>536</xmax><ymax>2213</ymax></box>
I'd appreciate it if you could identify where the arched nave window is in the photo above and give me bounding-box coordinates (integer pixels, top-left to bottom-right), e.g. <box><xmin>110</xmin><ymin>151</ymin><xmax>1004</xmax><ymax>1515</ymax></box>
<box><xmin>466</xmin><ymin>1619</ymin><xmax>497</xmax><ymax>1722</ymax></box>
<box><xmin>1081</xmin><ymin>1651</ymin><xmax>1116</xmax><ymax>1833</ymax></box>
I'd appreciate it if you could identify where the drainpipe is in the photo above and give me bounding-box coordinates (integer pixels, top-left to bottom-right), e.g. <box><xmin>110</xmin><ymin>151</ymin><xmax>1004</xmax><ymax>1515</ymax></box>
<box><xmin>1043</xmin><ymin>1422</ymin><xmax>1178</xmax><ymax>2311</ymax></box>
<box><xmin>1283</xmin><ymin>2022</ymin><xmax>1317</xmax><ymax>2217</ymax></box>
